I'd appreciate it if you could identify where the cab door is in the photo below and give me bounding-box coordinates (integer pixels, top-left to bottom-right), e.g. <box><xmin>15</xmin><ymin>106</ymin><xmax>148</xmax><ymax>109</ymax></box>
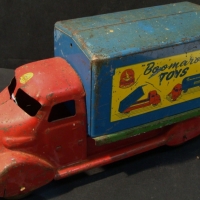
<box><xmin>43</xmin><ymin>98</ymin><xmax>87</xmax><ymax>167</ymax></box>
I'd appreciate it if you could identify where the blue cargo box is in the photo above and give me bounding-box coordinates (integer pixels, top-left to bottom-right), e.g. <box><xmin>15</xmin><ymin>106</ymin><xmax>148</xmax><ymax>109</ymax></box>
<box><xmin>54</xmin><ymin>2</ymin><xmax>200</xmax><ymax>138</ymax></box>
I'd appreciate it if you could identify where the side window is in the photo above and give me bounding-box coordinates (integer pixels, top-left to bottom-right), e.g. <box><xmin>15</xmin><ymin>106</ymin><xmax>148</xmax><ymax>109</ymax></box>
<box><xmin>48</xmin><ymin>100</ymin><xmax>76</xmax><ymax>122</ymax></box>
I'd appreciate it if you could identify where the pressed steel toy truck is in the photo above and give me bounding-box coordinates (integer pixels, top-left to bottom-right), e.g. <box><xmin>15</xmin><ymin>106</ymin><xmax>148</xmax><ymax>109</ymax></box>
<box><xmin>1</xmin><ymin>1</ymin><xmax>200</xmax><ymax>198</ymax></box>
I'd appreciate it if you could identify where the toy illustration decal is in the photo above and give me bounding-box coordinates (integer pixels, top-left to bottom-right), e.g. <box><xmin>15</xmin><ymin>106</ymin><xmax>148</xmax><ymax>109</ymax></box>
<box><xmin>119</xmin><ymin>69</ymin><xmax>135</xmax><ymax>88</ymax></box>
<box><xmin>118</xmin><ymin>86</ymin><xmax>161</xmax><ymax>113</ymax></box>
<box><xmin>111</xmin><ymin>50</ymin><xmax>200</xmax><ymax>122</ymax></box>
<box><xmin>167</xmin><ymin>83</ymin><xmax>182</xmax><ymax>101</ymax></box>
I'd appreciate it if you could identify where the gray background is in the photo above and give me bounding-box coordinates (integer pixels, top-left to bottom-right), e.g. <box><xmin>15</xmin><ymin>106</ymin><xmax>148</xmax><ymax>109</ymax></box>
<box><xmin>0</xmin><ymin>1</ymin><xmax>200</xmax><ymax>199</ymax></box>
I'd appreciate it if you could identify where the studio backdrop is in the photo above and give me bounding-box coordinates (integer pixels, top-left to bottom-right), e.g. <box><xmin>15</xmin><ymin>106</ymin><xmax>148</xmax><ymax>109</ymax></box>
<box><xmin>0</xmin><ymin>0</ymin><xmax>199</xmax><ymax>69</ymax></box>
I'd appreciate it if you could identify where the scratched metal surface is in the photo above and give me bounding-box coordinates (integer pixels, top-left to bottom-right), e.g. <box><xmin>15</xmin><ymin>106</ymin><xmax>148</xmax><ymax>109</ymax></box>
<box><xmin>55</xmin><ymin>2</ymin><xmax>200</xmax><ymax>59</ymax></box>
<box><xmin>56</xmin><ymin>2</ymin><xmax>198</xmax><ymax>36</ymax></box>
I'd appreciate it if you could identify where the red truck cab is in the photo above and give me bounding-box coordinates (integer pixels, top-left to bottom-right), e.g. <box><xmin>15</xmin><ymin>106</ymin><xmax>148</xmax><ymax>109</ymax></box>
<box><xmin>0</xmin><ymin>58</ymin><xmax>89</xmax><ymax>198</ymax></box>
<box><xmin>1</xmin><ymin>58</ymin><xmax>87</xmax><ymax>166</ymax></box>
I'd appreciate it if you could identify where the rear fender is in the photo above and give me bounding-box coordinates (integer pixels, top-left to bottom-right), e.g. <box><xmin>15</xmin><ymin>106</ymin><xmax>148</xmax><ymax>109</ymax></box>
<box><xmin>166</xmin><ymin>117</ymin><xmax>200</xmax><ymax>146</ymax></box>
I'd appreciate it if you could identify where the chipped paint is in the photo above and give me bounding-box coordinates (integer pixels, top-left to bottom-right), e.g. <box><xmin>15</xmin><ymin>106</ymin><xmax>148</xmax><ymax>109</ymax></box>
<box><xmin>20</xmin><ymin>187</ymin><xmax>26</xmax><ymax>192</ymax></box>
<box><xmin>54</xmin><ymin>30</ymin><xmax>62</xmax><ymax>42</ymax></box>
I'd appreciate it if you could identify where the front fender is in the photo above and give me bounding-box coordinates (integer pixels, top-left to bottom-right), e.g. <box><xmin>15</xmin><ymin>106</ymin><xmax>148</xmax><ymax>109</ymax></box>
<box><xmin>0</xmin><ymin>150</ymin><xmax>55</xmax><ymax>198</ymax></box>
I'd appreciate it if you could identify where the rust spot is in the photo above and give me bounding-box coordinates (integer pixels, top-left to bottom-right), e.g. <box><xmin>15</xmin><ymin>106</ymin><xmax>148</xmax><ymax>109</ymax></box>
<box><xmin>181</xmin><ymin>37</ymin><xmax>189</xmax><ymax>42</ymax></box>
<box><xmin>0</xmin><ymin>127</ymin><xmax>9</xmax><ymax>132</ymax></box>
<box><xmin>89</xmin><ymin>33</ymin><xmax>94</xmax><ymax>39</ymax></box>
<box><xmin>120</xmin><ymin>18</ymin><xmax>125</xmax><ymax>23</ymax></box>
<box><xmin>46</xmin><ymin>93</ymin><xmax>54</xmax><ymax>101</ymax></box>
<box><xmin>36</xmin><ymin>114</ymin><xmax>43</xmax><ymax>119</ymax></box>
<box><xmin>0</xmin><ymin>100</ymin><xmax>8</xmax><ymax>106</ymax></box>
<box><xmin>22</xmin><ymin>65</ymin><xmax>28</xmax><ymax>69</ymax></box>
<box><xmin>77</xmin><ymin>37</ymin><xmax>87</xmax><ymax>50</ymax></box>
<box><xmin>78</xmin><ymin>139</ymin><xmax>83</xmax><ymax>145</ymax></box>
<box><xmin>183</xmin><ymin>135</ymin><xmax>187</xmax><ymax>141</ymax></box>
<box><xmin>91</xmin><ymin>55</ymin><xmax>108</xmax><ymax>68</ymax></box>
<box><xmin>56</xmin><ymin>146</ymin><xmax>62</xmax><ymax>152</ymax></box>
<box><xmin>45</xmin><ymin>128</ymin><xmax>50</xmax><ymax>134</ymax></box>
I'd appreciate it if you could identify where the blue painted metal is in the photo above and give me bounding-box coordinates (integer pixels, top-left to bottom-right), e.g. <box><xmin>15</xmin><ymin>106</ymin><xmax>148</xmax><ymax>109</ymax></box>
<box><xmin>54</xmin><ymin>2</ymin><xmax>200</xmax><ymax>137</ymax></box>
<box><xmin>54</xmin><ymin>30</ymin><xmax>91</xmax><ymax>132</ymax></box>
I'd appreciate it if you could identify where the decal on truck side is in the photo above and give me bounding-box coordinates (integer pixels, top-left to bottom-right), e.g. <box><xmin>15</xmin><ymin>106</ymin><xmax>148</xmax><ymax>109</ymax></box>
<box><xmin>118</xmin><ymin>86</ymin><xmax>161</xmax><ymax>113</ymax></box>
<box><xmin>119</xmin><ymin>69</ymin><xmax>135</xmax><ymax>88</ymax></box>
<box><xmin>20</xmin><ymin>72</ymin><xmax>34</xmax><ymax>84</ymax></box>
<box><xmin>111</xmin><ymin>50</ymin><xmax>200</xmax><ymax>122</ymax></box>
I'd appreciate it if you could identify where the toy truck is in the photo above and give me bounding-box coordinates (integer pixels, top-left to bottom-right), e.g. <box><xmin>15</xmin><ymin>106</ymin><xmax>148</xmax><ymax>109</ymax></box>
<box><xmin>1</xmin><ymin>1</ymin><xmax>200</xmax><ymax>199</ymax></box>
<box><xmin>119</xmin><ymin>86</ymin><xmax>161</xmax><ymax>113</ymax></box>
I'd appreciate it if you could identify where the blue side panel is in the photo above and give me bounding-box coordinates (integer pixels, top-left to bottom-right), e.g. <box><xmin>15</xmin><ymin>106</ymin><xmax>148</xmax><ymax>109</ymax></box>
<box><xmin>54</xmin><ymin>29</ymin><xmax>91</xmax><ymax>133</ymax></box>
<box><xmin>54</xmin><ymin>2</ymin><xmax>200</xmax><ymax>137</ymax></box>
<box><xmin>90</xmin><ymin>41</ymin><xmax>200</xmax><ymax>137</ymax></box>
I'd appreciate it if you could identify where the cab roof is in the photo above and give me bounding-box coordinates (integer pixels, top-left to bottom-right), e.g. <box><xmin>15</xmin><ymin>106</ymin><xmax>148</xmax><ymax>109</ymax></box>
<box><xmin>14</xmin><ymin>57</ymin><xmax>84</xmax><ymax>104</ymax></box>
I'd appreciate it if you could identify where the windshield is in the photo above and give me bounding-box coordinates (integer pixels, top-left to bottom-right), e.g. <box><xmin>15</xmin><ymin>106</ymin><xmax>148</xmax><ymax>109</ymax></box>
<box><xmin>8</xmin><ymin>77</ymin><xmax>41</xmax><ymax>116</ymax></box>
<box><xmin>8</xmin><ymin>77</ymin><xmax>16</xmax><ymax>95</ymax></box>
<box><xmin>13</xmin><ymin>88</ymin><xmax>41</xmax><ymax>116</ymax></box>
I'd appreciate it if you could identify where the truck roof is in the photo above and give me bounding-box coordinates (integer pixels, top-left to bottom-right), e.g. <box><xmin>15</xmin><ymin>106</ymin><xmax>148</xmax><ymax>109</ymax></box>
<box><xmin>55</xmin><ymin>1</ymin><xmax>200</xmax><ymax>61</ymax></box>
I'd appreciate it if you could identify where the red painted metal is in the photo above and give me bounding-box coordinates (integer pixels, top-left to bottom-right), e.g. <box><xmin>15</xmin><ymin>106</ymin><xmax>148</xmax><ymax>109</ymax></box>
<box><xmin>55</xmin><ymin>116</ymin><xmax>200</xmax><ymax>180</ymax></box>
<box><xmin>0</xmin><ymin>57</ymin><xmax>200</xmax><ymax>198</ymax></box>
<box><xmin>0</xmin><ymin>150</ymin><xmax>54</xmax><ymax>197</ymax></box>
